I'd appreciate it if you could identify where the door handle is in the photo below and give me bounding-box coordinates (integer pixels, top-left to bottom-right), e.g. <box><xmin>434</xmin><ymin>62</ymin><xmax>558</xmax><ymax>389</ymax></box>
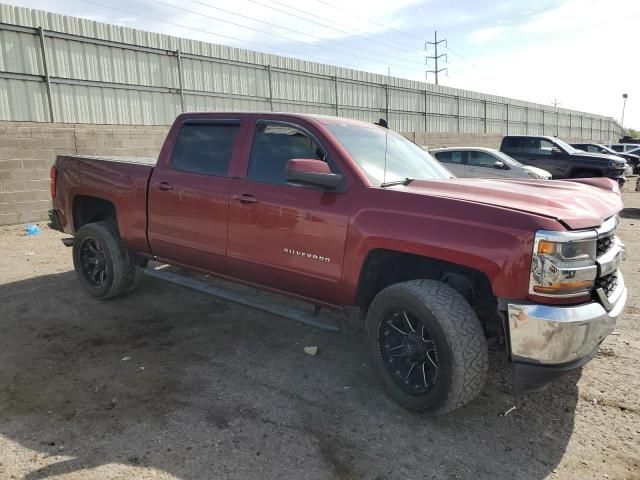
<box><xmin>233</xmin><ymin>193</ymin><xmax>258</xmax><ymax>204</ymax></box>
<box><xmin>157</xmin><ymin>182</ymin><xmax>173</xmax><ymax>191</ymax></box>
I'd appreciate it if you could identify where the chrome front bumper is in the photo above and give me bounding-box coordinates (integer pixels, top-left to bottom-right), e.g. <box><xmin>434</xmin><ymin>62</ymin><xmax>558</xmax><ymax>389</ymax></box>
<box><xmin>507</xmin><ymin>271</ymin><xmax>627</xmax><ymax>365</ymax></box>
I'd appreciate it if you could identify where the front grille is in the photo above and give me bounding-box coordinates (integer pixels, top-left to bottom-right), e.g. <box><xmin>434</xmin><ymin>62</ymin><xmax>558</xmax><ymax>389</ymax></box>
<box><xmin>597</xmin><ymin>234</ymin><xmax>614</xmax><ymax>257</ymax></box>
<box><xmin>595</xmin><ymin>271</ymin><xmax>618</xmax><ymax>297</ymax></box>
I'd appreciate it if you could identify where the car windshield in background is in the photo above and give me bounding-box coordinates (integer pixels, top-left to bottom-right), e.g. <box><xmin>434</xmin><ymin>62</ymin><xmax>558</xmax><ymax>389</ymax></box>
<box><xmin>327</xmin><ymin>124</ymin><xmax>452</xmax><ymax>185</ymax></box>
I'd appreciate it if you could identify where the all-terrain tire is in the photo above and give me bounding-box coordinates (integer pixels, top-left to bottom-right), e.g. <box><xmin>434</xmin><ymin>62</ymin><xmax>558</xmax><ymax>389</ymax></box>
<box><xmin>72</xmin><ymin>221</ymin><xmax>140</xmax><ymax>299</ymax></box>
<box><xmin>365</xmin><ymin>279</ymin><xmax>488</xmax><ymax>415</ymax></box>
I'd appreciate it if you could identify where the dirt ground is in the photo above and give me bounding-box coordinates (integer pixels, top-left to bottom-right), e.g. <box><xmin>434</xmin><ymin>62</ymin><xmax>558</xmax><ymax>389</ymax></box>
<box><xmin>0</xmin><ymin>189</ymin><xmax>639</xmax><ymax>480</ymax></box>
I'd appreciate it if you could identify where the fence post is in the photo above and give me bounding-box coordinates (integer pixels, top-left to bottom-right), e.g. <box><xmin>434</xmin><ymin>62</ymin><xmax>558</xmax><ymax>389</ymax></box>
<box><xmin>176</xmin><ymin>49</ymin><xmax>185</xmax><ymax>113</ymax></box>
<box><xmin>38</xmin><ymin>27</ymin><xmax>55</xmax><ymax>123</ymax></box>
<box><xmin>424</xmin><ymin>89</ymin><xmax>428</xmax><ymax>132</ymax></box>
<box><xmin>556</xmin><ymin>110</ymin><xmax>560</xmax><ymax>137</ymax></box>
<box><xmin>456</xmin><ymin>95</ymin><xmax>461</xmax><ymax>133</ymax></box>
<box><xmin>505</xmin><ymin>103</ymin><xmax>509</xmax><ymax>135</ymax></box>
<box><xmin>542</xmin><ymin>109</ymin><xmax>545</xmax><ymax>135</ymax></box>
<box><xmin>483</xmin><ymin>99</ymin><xmax>487</xmax><ymax>133</ymax></box>
<box><xmin>267</xmin><ymin>65</ymin><xmax>274</xmax><ymax>111</ymax></box>
<box><xmin>334</xmin><ymin>75</ymin><xmax>339</xmax><ymax>116</ymax></box>
<box><xmin>579</xmin><ymin>115</ymin><xmax>582</xmax><ymax>140</ymax></box>
<box><xmin>524</xmin><ymin>106</ymin><xmax>529</xmax><ymax>135</ymax></box>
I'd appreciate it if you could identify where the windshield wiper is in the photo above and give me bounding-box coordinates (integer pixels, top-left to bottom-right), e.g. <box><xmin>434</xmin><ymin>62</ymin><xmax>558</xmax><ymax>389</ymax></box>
<box><xmin>380</xmin><ymin>177</ymin><xmax>415</xmax><ymax>188</ymax></box>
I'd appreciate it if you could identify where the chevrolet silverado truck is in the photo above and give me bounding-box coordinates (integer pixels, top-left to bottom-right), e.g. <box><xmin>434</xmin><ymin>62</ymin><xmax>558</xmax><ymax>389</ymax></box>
<box><xmin>500</xmin><ymin>135</ymin><xmax>627</xmax><ymax>184</ymax></box>
<box><xmin>48</xmin><ymin>113</ymin><xmax>628</xmax><ymax>415</ymax></box>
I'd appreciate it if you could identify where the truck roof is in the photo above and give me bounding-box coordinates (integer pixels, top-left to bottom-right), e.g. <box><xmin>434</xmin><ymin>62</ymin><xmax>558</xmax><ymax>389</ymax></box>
<box><xmin>177</xmin><ymin>112</ymin><xmax>382</xmax><ymax>129</ymax></box>
<box><xmin>502</xmin><ymin>134</ymin><xmax>559</xmax><ymax>141</ymax></box>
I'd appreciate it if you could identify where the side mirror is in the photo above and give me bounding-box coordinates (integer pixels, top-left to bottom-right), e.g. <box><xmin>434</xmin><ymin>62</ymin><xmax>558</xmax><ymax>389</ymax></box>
<box><xmin>285</xmin><ymin>159</ymin><xmax>343</xmax><ymax>190</ymax></box>
<box><xmin>494</xmin><ymin>160</ymin><xmax>505</xmax><ymax>169</ymax></box>
<box><xmin>551</xmin><ymin>147</ymin><xmax>562</xmax><ymax>156</ymax></box>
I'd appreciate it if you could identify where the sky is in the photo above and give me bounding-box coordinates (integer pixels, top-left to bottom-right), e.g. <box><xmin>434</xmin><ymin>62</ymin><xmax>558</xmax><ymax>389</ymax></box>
<box><xmin>8</xmin><ymin>0</ymin><xmax>639</xmax><ymax>128</ymax></box>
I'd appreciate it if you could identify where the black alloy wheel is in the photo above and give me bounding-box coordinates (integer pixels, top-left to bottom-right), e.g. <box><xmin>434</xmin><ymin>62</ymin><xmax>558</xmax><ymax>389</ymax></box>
<box><xmin>379</xmin><ymin>309</ymin><xmax>439</xmax><ymax>395</ymax></box>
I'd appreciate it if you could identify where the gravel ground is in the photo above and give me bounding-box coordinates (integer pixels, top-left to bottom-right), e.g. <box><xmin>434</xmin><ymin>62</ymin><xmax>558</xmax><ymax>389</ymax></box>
<box><xmin>0</xmin><ymin>187</ymin><xmax>639</xmax><ymax>480</ymax></box>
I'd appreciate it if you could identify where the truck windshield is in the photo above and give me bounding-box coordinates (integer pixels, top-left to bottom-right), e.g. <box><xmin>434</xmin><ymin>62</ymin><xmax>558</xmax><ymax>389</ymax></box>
<box><xmin>327</xmin><ymin>124</ymin><xmax>453</xmax><ymax>186</ymax></box>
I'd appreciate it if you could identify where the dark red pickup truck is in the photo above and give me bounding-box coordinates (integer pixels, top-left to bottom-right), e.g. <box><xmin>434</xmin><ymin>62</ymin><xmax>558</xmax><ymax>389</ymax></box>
<box><xmin>49</xmin><ymin>113</ymin><xmax>627</xmax><ymax>415</ymax></box>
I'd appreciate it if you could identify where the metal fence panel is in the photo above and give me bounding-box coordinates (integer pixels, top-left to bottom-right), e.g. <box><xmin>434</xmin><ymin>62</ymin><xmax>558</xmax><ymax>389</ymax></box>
<box><xmin>0</xmin><ymin>3</ymin><xmax>626</xmax><ymax>142</ymax></box>
<box><xmin>0</xmin><ymin>76</ymin><xmax>48</xmax><ymax>121</ymax></box>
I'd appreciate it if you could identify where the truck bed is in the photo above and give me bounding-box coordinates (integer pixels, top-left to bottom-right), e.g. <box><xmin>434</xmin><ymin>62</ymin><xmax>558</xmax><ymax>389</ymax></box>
<box><xmin>53</xmin><ymin>154</ymin><xmax>157</xmax><ymax>254</ymax></box>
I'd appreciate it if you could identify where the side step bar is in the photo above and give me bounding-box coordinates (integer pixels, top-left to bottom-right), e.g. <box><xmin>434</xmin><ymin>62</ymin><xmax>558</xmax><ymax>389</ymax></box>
<box><xmin>144</xmin><ymin>266</ymin><xmax>340</xmax><ymax>332</ymax></box>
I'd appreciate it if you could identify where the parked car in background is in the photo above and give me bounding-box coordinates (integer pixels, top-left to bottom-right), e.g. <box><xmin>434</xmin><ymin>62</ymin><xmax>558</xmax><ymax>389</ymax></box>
<box><xmin>48</xmin><ymin>112</ymin><xmax>627</xmax><ymax>415</ymax></box>
<box><xmin>500</xmin><ymin>135</ymin><xmax>627</xmax><ymax>185</ymax></box>
<box><xmin>431</xmin><ymin>147</ymin><xmax>551</xmax><ymax>179</ymax></box>
<box><xmin>572</xmin><ymin>143</ymin><xmax>639</xmax><ymax>174</ymax></box>
<box><xmin>606</xmin><ymin>143</ymin><xmax>640</xmax><ymax>153</ymax></box>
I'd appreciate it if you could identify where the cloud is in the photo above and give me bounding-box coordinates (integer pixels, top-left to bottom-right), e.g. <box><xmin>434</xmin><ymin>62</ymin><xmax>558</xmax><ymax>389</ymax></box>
<box><xmin>467</xmin><ymin>25</ymin><xmax>509</xmax><ymax>44</ymax></box>
<box><xmin>447</xmin><ymin>0</ymin><xmax>640</xmax><ymax>127</ymax></box>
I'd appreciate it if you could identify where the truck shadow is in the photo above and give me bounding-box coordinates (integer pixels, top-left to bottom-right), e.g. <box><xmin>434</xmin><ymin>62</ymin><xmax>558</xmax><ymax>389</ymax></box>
<box><xmin>0</xmin><ymin>271</ymin><xmax>578</xmax><ymax>480</ymax></box>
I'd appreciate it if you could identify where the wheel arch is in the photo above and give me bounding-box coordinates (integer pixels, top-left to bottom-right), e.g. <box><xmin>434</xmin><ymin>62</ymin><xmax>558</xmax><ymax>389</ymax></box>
<box><xmin>355</xmin><ymin>248</ymin><xmax>501</xmax><ymax>338</ymax></box>
<box><xmin>72</xmin><ymin>195</ymin><xmax>118</xmax><ymax>232</ymax></box>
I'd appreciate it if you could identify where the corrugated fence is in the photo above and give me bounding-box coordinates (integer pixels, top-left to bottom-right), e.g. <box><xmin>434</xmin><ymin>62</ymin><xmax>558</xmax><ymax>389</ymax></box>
<box><xmin>0</xmin><ymin>4</ymin><xmax>624</xmax><ymax>141</ymax></box>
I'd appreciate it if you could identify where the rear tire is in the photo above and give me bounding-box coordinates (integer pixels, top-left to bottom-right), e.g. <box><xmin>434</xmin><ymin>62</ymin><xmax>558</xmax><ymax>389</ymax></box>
<box><xmin>72</xmin><ymin>221</ymin><xmax>140</xmax><ymax>299</ymax></box>
<box><xmin>365</xmin><ymin>279</ymin><xmax>488</xmax><ymax>415</ymax></box>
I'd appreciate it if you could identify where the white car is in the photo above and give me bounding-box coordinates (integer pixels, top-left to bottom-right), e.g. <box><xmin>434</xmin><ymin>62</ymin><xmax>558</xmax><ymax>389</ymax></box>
<box><xmin>430</xmin><ymin>147</ymin><xmax>552</xmax><ymax>179</ymax></box>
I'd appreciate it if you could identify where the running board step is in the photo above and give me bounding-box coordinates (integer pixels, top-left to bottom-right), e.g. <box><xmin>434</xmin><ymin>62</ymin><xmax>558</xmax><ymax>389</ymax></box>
<box><xmin>144</xmin><ymin>266</ymin><xmax>340</xmax><ymax>332</ymax></box>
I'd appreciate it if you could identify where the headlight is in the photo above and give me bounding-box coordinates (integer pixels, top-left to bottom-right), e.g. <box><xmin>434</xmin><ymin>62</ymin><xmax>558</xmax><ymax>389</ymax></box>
<box><xmin>527</xmin><ymin>171</ymin><xmax>540</xmax><ymax>179</ymax></box>
<box><xmin>530</xmin><ymin>230</ymin><xmax>597</xmax><ymax>297</ymax></box>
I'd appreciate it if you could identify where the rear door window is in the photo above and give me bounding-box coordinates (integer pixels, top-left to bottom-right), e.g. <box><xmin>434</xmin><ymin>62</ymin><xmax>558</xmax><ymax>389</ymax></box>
<box><xmin>171</xmin><ymin>122</ymin><xmax>240</xmax><ymax>176</ymax></box>
<box><xmin>501</xmin><ymin>137</ymin><xmax>523</xmax><ymax>151</ymax></box>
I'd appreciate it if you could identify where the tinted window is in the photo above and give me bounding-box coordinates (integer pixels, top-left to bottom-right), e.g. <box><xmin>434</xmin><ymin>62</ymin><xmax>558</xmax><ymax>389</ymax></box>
<box><xmin>171</xmin><ymin>123</ymin><xmax>239</xmax><ymax>175</ymax></box>
<box><xmin>435</xmin><ymin>151</ymin><xmax>463</xmax><ymax>164</ymax></box>
<box><xmin>501</xmin><ymin>137</ymin><xmax>522</xmax><ymax>150</ymax></box>
<box><xmin>611</xmin><ymin>145</ymin><xmax>624</xmax><ymax>152</ymax></box>
<box><xmin>467</xmin><ymin>151</ymin><xmax>497</xmax><ymax>167</ymax></box>
<box><xmin>248</xmin><ymin>123</ymin><xmax>325</xmax><ymax>185</ymax></box>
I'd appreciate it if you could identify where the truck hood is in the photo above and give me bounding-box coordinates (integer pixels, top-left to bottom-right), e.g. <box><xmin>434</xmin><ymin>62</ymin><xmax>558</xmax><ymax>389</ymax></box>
<box><xmin>578</xmin><ymin>151</ymin><xmax>626</xmax><ymax>164</ymax></box>
<box><xmin>398</xmin><ymin>177</ymin><xmax>622</xmax><ymax>230</ymax></box>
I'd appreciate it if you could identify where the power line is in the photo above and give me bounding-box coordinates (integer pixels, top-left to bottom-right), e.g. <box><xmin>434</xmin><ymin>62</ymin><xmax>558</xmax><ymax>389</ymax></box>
<box><xmin>179</xmin><ymin>0</ymin><xmax>425</xmax><ymax>68</ymax></box>
<box><xmin>425</xmin><ymin>30</ymin><xmax>447</xmax><ymax>84</ymax></box>
<box><xmin>313</xmin><ymin>0</ymin><xmax>425</xmax><ymax>46</ymax></box>
<box><xmin>149</xmin><ymin>0</ymin><xmax>426</xmax><ymax>74</ymax></box>
<box><xmin>250</xmin><ymin>0</ymin><xmax>420</xmax><ymax>54</ymax></box>
<box><xmin>77</xmin><ymin>0</ymin><xmax>365</xmax><ymax>70</ymax></box>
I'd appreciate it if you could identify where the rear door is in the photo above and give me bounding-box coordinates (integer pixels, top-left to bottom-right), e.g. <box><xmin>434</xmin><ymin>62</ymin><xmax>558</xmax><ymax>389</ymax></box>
<box><xmin>226</xmin><ymin>119</ymin><xmax>352</xmax><ymax>303</ymax></box>
<box><xmin>433</xmin><ymin>150</ymin><xmax>465</xmax><ymax>177</ymax></box>
<box><xmin>147</xmin><ymin>119</ymin><xmax>246</xmax><ymax>272</ymax></box>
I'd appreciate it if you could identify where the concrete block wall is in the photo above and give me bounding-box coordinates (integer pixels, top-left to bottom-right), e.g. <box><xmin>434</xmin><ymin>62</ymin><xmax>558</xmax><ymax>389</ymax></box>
<box><xmin>402</xmin><ymin>133</ymin><xmax>505</xmax><ymax>149</ymax></box>
<box><xmin>0</xmin><ymin>122</ymin><xmax>169</xmax><ymax>226</ymax></box>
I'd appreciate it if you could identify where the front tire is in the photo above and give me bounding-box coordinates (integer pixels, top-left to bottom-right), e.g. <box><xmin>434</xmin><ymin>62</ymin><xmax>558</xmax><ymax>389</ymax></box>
<box><xmin>72</xmin><ymin>221</ymin><xmax>140</xmax><ymax>299</ymax></box>
<box><xmin>365</xmin><ymin>280</ymin><xmax>488</xmax><ymax>415</ymax></box>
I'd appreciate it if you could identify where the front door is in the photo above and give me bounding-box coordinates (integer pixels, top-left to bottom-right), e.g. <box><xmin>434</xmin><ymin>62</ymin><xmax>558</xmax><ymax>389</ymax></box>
<box><xmin>147</xmin><ymin>119</ymin><xmax>245</xmax><ymax>272</ymax></box>
<box><xmin>465</xmin><ymin>150</ymin><xmax>510</xmax><ymax>178</ymax></box>
<box><xmin>226</xmin><ymin>120</ymin><xmax>352</xmax><ymax>303</ymax></box>
<box><xmin>519</xmin><ymin>138</ymin><xmax>567</xmax><ymax>178</ymax></box>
